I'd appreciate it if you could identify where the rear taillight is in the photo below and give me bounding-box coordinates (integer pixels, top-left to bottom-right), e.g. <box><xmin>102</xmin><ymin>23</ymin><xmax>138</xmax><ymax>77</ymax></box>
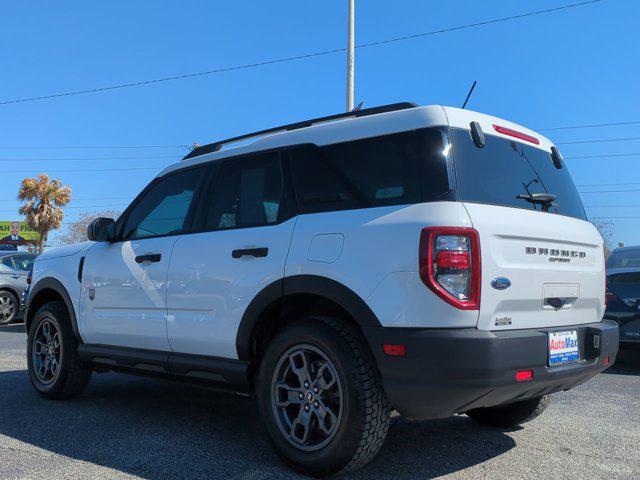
<box><xmin>419</xmin><ymin>227</ymin><xmax>481</xmax><ymax>310</ymax></box>
<box><xmin>604</xmin><ymin>246</ymin><xmax>608</xmax><ymax>307</ymax></box>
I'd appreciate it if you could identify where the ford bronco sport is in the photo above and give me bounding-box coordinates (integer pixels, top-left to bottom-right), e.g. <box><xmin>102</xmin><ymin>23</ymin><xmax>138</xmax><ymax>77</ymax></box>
<box><xmin>25</xmin><ymin>103</ymin><xmax>618</xmax><ymax>476</ymax></box>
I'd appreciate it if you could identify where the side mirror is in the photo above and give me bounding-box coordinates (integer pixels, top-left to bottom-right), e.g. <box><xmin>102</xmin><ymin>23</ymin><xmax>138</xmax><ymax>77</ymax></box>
<box><xmin>87</xmin><ymin>218</ymin><xmax>116</xmax><ymax>242</ymax></box>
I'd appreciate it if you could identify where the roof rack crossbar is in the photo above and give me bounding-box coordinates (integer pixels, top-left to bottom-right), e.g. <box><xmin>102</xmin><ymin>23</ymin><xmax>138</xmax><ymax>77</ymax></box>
<box><xmin>182</xmin><ymin>102</ymin><xmax>418</xmax><ymax>160</ymax></box>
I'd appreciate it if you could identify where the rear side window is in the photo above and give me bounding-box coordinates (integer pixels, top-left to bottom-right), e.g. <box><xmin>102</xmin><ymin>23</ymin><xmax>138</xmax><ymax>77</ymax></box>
<box><xmin>121</xmin><ymin>167</ymin><xmax>205</xmax><ymax>240</ymax></box>
<box><xmin>607</xmin><ymin>249</ymin><xmax>640</xmax><ymax>269</ymax></box>
<box><xmin>451</xmin><ymin>129</ymin><xmax>586</xmax><ymax>219</ymax></box>
<box><xmin>289</xmin><ymin>128</ymin><xmax>452</xmax><ymax>214</ymax></box>
<box><xmin>204</xmin><ymin>152</ymin><xmax>288</xmax><ymax>229</ymax></box>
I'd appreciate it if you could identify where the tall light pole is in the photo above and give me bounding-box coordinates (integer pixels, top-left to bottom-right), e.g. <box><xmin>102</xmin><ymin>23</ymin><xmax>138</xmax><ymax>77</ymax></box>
<box><xmin>346</xmin><ymin>0</ymin><xmax>355</xmax><ymax>112</ymax></box>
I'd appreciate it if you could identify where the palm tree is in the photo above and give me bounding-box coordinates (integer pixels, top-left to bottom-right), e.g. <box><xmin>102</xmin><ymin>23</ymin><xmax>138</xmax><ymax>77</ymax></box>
<box><xmin>18</xmin><ymin>174</ymin><xmax>72</xmax><ymax>253</ymax></box>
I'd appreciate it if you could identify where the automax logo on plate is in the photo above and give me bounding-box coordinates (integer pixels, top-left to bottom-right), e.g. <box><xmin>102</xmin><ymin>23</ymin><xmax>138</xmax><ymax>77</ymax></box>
<box><xmin>549</xmin><ymin>335</ymin><xmax>577</xmax><ymax>353</ymax></box>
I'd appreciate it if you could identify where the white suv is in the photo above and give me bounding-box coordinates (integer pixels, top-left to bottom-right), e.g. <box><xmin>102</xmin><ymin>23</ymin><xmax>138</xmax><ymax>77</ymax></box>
<box><xmin>25</xmin><ymin>103</ymin><xmax>618</xmax><ymax>476</ymax></box>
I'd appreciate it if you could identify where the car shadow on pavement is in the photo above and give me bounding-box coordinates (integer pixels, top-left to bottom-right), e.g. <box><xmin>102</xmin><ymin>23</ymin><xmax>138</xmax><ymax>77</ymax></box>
<box><xmin>604</xmin><ymin>346</ymin><xmax>640</xmax><ymax>376</ymax></box>
<box><xmin>0</xmin><ymin>369</ymin><xmax>515</xmax><ymax>480</ymax></box>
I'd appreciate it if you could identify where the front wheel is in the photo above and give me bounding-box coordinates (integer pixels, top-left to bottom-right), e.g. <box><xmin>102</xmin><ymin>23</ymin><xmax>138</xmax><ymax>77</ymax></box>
<box><xmin>27</xmin><ymin>301</ymin><xmax>92</xmax><ymax>399</ymax></box>
<box><xmin>467</xmin><ymin>395</ymin><xmax>551</xmax><ymax>428</ymax></box>
<box><xmin>257</xmin><ymin>317</ymin><xmax>390</xmax><ymax>477</ymax></box>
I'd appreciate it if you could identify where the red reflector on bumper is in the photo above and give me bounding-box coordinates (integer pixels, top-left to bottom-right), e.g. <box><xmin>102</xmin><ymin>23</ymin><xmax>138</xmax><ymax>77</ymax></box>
<box><xmin>383</xmin><ymin>344</ymin><xmax>406</xmax><ymax>356</ymax></box>
<box><xmin>515</xmin><ymin>370</ymin><xmax>533</xmax><ymax>381</ymax></box>
<box><xmin>603</xmin><ymin>356</ymin><xmax>611</xmax><ymax>366</ymax></box>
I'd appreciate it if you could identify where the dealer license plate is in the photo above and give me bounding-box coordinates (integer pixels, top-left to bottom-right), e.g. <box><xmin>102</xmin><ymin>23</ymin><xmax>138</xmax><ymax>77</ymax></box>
<box><xmin>548</xmin><ymin>330</ymin><xmax>579</xmax><ymax>366</ymax></box>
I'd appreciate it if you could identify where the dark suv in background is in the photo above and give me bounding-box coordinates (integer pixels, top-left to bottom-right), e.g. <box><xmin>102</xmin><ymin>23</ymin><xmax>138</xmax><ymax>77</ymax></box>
<box><xmin>605</xmin><ymin>246</ymin><xmax>640</xmax><ymax>345</ymax></box>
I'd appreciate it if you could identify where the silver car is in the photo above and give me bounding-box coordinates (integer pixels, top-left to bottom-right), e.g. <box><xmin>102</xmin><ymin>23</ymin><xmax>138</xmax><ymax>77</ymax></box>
<box><xmin>0</xmin><ymin>252</ymin><xmax>37</xmax><ymax>325</ymax></box>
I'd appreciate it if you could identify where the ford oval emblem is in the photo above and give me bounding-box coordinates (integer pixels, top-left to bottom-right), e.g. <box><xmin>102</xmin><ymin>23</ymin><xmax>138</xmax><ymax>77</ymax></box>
<box><xmin>491</xmin><ymin>277</ymin><xmax>511</xmax><ymax>290</ymax></box>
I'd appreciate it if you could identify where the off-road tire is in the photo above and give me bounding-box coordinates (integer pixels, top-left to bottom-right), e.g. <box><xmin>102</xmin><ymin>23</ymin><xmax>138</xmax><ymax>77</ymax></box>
<box><xmin>257</xmin><ymin>317</ymin><xmax>391</xmax><ymax>477</ymax></box>
<box><xmin>27</xmin><ymin>301</ymin><xmax>92</xmax><ymax>399</ymax></box>
<box><xmin>0</xmin><ymin>289</ymin><xmax>18</xmax><ymax>325</ymax></box>
<box><xmin>467</xmin><ymin>394</ymin><xmax>551</xmax><ymax>428</ymax></box>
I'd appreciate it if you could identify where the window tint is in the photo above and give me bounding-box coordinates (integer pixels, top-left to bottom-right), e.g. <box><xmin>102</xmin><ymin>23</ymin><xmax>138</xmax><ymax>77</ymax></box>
<box><xmin>289</xmin><ymin>128</ymin><xmax>452</xmax><ymax>214</ymax></box>
<box><xmin>204</xmin><ymin>153</ymin><xmax>287</xmax><ymax>229</ymax></box>
<box><xmin>607</xmin><ymin>248</ymin><xmax>640</xmax><ymax>269</ymax></box>
<box><xmin>121</xmin><ymin>167</ymin><xmax>204</xmax><ymax>240</ymax></box>
<box><xmin>11</xmin><ymin>254</ymin><xmax>35</xmax><ymax>271</ymax></box>
<box><xmin>451</xmin><ymin>129</ymin><xmax>586</xmax><ymax>220</ymax></box>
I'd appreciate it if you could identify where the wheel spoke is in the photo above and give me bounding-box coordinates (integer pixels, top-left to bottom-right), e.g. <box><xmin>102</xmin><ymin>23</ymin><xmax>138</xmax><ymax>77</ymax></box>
<box><xmin>289</xmin><ymin>350</ymin><xmax>312</xmax><ymax>387</ymax></box>
<box><xmin>275</xmin><ymin>382</ymin><xmax>304</xmax><ymax>407</ymax></box>
<box><xmin>290</xmin><ymin>407</ymin><xmax>312</xmax><ymax>444</ymax></box>
<box><xmin>34</xmin><ymin>340</ymin><xmax>46</xmax><ymax>355</ymax></box>
<box><xmin>315</xmin><ymin>400</ymin><xmax>338</xmax><ymax>435</ymax></box>
<box><xmin>50</xmin><ymin>357</ymin><xmax>58</xmax><ymax>375</ymax></box>
<box><xmin>315</xmin><ymin>362</ymin><xmax>337</xmax><ymax>392</ymax></box>
<box><xmin>39</xmin><ymin>358</ymin><xmax>49</xmax><ymax>378</ymax></box>
<box><xmin>42</xmin><ymin>322</ymin><xmax>51</xmax><ymax>340</ymax></box>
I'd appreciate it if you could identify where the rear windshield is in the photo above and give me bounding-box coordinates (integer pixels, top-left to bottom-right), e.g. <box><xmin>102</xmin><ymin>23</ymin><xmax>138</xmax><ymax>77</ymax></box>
<box><xmin>450</xmin><ymin>128</ymin><xmax>586</xmax><ymax>220</ymax></box>
<box><xmin>607</xmin><ymin>249</ymin><xmax>640</xmax><ymax>269</ymax></box>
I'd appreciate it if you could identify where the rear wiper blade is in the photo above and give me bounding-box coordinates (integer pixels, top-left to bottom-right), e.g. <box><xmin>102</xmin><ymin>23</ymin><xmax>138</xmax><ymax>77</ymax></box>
<box><xmin>516</xmin><ymin>193</ymin><xmax>558</xmax><ymax>212</ymax></box>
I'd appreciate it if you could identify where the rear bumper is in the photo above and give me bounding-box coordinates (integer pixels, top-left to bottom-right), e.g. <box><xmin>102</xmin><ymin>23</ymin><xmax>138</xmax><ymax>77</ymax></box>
<box><xmin>363</xmin><ymin>320</ymin><xmax>619</xmax><ymax>420</ymax></box>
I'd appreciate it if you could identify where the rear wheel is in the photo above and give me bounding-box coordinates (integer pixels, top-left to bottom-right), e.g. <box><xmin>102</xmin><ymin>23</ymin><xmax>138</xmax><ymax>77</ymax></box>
<box><xmin>0</xmin><ymin>290</ymin><xmax>18</xmax><ymax>325</ymax></box>
<box><xmin>27</xmin><ymin>301</ymin><xmax>92</xmax><ymax>399</ymax></box>
<box><xmin>467</xmin><ymin>395</ymin><xmax>551</xmax><ymax>428</ymax></box>
<box><xmin>257</xmin><ymin>317</ymin><xmax>390</xmax><ymax>477</ymax></box>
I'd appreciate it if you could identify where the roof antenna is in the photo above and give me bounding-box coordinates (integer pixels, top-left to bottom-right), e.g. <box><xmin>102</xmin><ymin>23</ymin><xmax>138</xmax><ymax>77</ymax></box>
<box><xmin>461</xmin><ymin>80</ymin><xmax>477</xmax><ymax>109</ymax></box>
<box><xmin>352</xmin><ymin>100</ymin><xmax>364</xmax><ymax>112</ymax></box>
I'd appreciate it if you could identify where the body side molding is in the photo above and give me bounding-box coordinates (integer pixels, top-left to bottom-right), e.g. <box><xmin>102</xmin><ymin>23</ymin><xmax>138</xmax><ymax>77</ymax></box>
<box><xmin>78</xmin><ymin>344</ymin><xmax>250</xmax><ymax>391</ymax></box>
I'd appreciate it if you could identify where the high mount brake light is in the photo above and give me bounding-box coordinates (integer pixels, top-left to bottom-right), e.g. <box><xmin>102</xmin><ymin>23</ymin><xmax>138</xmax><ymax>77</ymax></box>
<box><xmin>493</xmin><ymin>125</ymin><xmax>540</xmax><ymax>145</ymax></box>
<box><xmin>419</xmin><ymin>227</ymin><xmax>481</xmax><ymax>310</ymax></box>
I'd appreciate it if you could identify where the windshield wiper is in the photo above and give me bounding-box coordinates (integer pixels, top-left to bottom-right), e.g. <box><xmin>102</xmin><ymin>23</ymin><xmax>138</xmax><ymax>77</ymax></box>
<box><xmin>516</xmin><ymin>193</ymin><xmax>558</xmax><ymax>212</ymax></box>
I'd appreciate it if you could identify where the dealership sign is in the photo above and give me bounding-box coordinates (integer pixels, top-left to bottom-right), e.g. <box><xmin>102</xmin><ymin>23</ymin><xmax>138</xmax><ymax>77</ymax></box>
<box><xmin>0</xmin><ymin>221</ymin><xmax>40</xmax><ymax>246</ymax></box>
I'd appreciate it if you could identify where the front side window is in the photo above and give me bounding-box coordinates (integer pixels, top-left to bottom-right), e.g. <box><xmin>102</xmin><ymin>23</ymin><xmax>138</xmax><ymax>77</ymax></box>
<box><xmin>289</xmin><ymin>128</ymin><xmax>452</xmax><ymax>214</ymax></box>
<box><xmin>204</xmin><ymin>152</ymin><xmax>287</xmax><ymax>230</ymax></box>
<box><xmin>121</xmin><ymin>167</ymin><xmax>204</xmax><ymax>240</ymax></box>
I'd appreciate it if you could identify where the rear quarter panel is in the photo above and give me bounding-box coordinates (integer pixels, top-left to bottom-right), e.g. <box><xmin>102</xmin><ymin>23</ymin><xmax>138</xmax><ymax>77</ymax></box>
<box><xmin>286</xmin><ymin>201</ymin><xmax>479</xmax><ymax>328</ymax></box>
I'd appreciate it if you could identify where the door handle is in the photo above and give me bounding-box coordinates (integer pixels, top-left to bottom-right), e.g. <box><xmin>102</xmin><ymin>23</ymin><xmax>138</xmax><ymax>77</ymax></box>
<box><xmin>135</xmin><ymin>253</ymin><xmax>162</xmax><ymax>264</ymax></box>
<box><xmin>232</xmin><ymin>248</ymin><xmax>268</xmax><ymax>259</ymax></box>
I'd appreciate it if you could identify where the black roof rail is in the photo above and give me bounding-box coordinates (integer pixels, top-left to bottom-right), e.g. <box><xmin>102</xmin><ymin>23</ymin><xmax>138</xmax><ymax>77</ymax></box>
<box><xmin>182</xmin><ymin>102</ymin><xmax>418</xmax><ymax>161</ymax></box>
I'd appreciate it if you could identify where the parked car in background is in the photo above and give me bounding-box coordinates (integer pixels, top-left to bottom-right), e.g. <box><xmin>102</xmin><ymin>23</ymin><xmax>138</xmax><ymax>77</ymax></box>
<box><xmin>605</xmin><ymin>246</ymin><xmax>640</xmax><ymax>345</ymax></box>
<box><xmin>0</xmin><ymin>252</ymin><xmax>38</xmax><ymax>325</ymax></box>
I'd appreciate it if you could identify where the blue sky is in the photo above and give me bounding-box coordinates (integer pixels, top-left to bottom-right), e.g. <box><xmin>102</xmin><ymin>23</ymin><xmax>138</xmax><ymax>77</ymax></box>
<box><xmin>1</xmin><ymin>0</ymin><xmax>639</xmax><ymax>246</ymax></box>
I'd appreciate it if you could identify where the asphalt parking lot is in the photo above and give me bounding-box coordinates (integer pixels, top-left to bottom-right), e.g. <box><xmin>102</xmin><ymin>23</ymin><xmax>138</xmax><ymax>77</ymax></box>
<box><xmin>1</xmin><ymin>323</ymin><xmax>639</xmax><ymax>480</ymax></box>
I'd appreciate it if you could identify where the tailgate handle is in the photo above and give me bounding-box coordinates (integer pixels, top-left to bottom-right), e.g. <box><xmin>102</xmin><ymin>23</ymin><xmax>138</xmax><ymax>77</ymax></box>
<box><xmin>546</xmin><ymin>297</ymin><xmax>565</xmax><ymax>309</ymax></box>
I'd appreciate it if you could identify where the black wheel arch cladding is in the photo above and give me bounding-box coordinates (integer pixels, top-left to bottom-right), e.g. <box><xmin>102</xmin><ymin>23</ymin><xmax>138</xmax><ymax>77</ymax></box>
<box><xmin>235</xmin><ymin>274</ymin><xmax>382</xmax><ymax>361</ymax></box>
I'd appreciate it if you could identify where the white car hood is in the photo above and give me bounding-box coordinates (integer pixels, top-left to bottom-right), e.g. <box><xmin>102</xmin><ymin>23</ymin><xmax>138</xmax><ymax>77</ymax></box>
<box><xmin>38</xmin><ymin>241</ymin><xmax>94</xmax><ymax>261</ymax></box>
